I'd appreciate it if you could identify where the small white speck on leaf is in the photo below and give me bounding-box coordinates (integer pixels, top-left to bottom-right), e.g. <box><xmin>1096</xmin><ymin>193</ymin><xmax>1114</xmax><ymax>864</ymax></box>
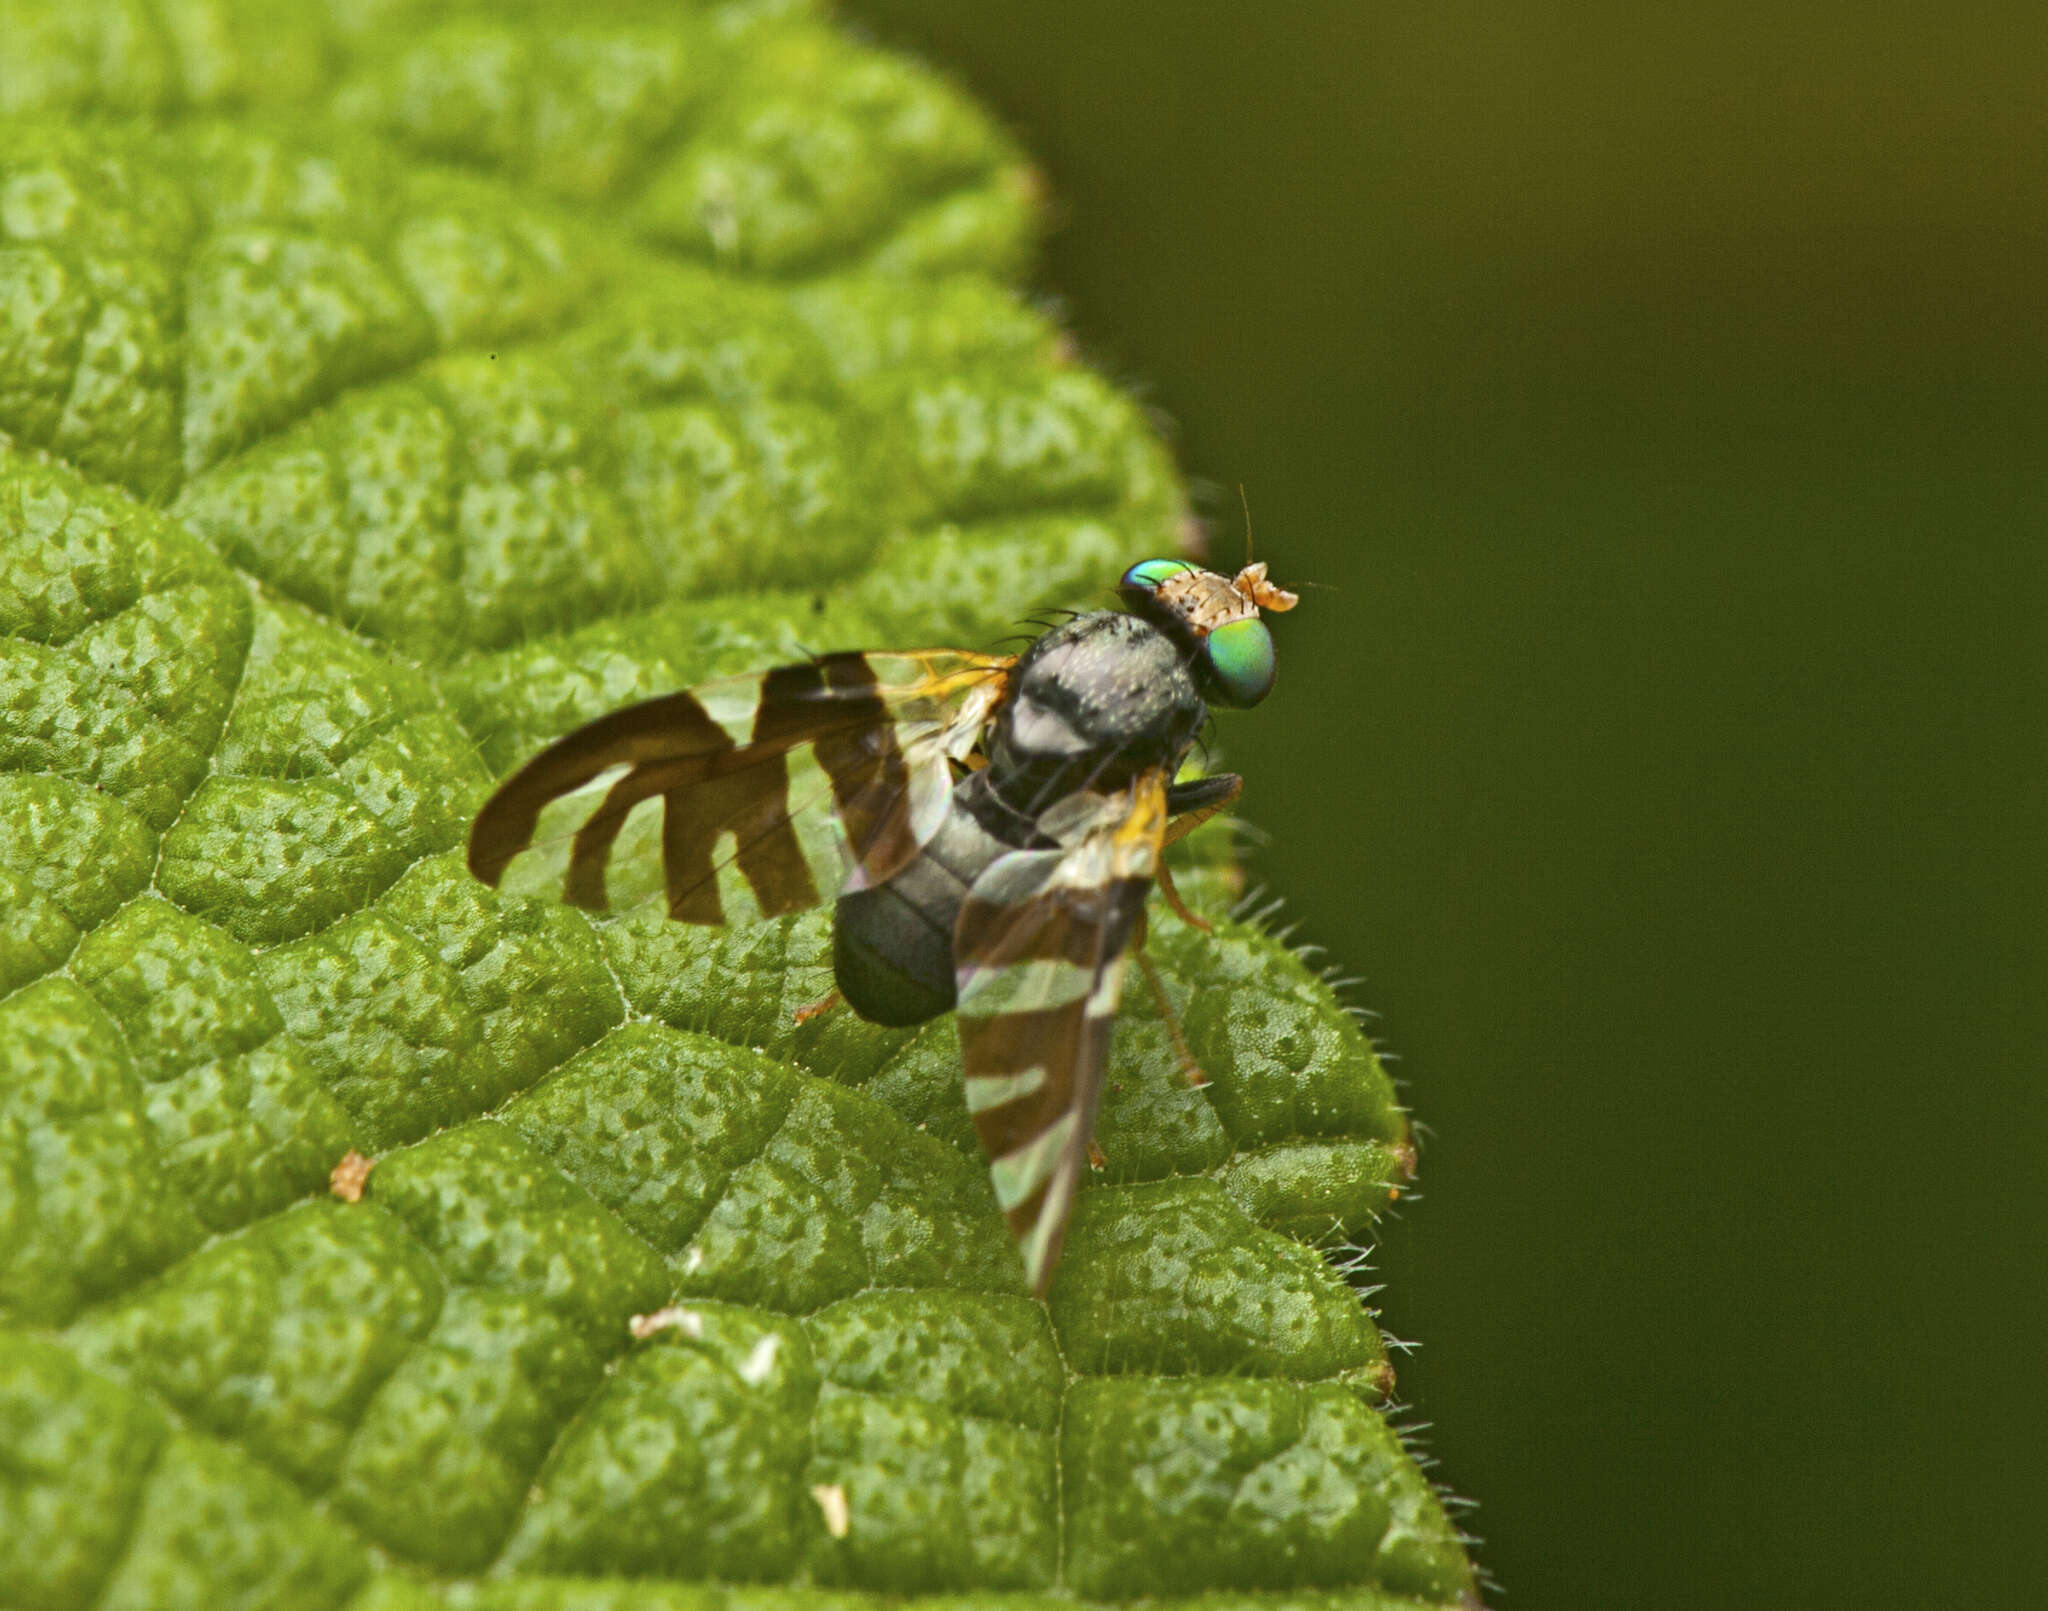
<box><xmin>738</xmin><ymin>1332</ymin><xmax>781</xmax><ymax>1385</ymax></box>
<box><xmin>700</xmin><ymin>170</ymin><xmax>740</xmax><ymax>256</ymax></box>
<box><xmin>629</xmin><ymin>1306</ymin><xmax>703</xmax><ymax>1341</ymax></box>
<box><xmin>811</xmin><ymin>1482</ymin><xmax>850</xmax><ymax>1538</ymax></box>
<box><xmin>683</xmin><ymin>1245</ymin><xmax>704</xmax><ymax>1275</ymax></box>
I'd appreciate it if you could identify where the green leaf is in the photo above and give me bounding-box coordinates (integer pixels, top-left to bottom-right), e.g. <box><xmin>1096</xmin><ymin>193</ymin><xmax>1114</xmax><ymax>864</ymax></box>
<box><xmin>0</xmin><ymin>3</ymin><xmax>1478</xmax><ymax>1608</ymax></box>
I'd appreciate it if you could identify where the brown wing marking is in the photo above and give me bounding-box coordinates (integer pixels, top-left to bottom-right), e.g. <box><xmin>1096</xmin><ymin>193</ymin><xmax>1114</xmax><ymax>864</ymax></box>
<box><xmin>468</xmin><ymin>651</ymin><xmax>1009</xmax><ymax>924</ymax></box>
<box><xmin>772</xmin><ymin>656</ymin><xmax>919</xmax><ymax>896</ymax></box>
<box><xmin>953</xmin><ymin>770</ymin><xmax>1169</xmax><ymax>1296</ymax></box>
<box><xmin>657</xmin><ymin>741</ymin><xmax>815</xmax><ymax>922</ymax></box>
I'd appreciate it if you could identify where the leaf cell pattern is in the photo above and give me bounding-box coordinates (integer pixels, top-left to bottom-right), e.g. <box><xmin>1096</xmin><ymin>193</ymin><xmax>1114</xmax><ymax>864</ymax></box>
<box><xmin>0</xmin><ymin>3</ymin><xmax>1478</xmax><ymax>1608</ymax></box>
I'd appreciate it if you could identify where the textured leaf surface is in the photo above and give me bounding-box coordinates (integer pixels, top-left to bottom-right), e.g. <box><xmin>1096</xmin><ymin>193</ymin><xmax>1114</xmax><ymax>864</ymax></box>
<box><xmin>0</xmin><ymin>3</ymin><xmax>1477</xmax><ymax>1608</ymax></box>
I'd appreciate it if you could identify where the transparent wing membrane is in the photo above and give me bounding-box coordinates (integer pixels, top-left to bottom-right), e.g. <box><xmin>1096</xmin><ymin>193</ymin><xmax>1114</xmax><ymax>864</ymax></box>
<box><xmin>471</xmin><ymin>651</ymin><xmax>1009</xmax><ymax>926</ymax></box>
<box><xmin>497</xmin><ymin>745</ymin><xmax>851</xmax><ymax>925</ymax></box>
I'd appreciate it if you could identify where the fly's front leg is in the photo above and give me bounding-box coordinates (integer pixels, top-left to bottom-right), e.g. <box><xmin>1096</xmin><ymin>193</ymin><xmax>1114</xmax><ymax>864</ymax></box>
<box><xmin>1165</xmin><ymin>771</ymin><xmax>1242</xmax><ymax>836</ymax></box>
<box><xmin>1155</xmin><ymin>861</ymin><xmax>1208</xmax><ymax>932</ymax></box>
<box><xmin>1159</xmin><ymin>772</ymin><xmax>1242</xmax><ymax>932</ymax></box>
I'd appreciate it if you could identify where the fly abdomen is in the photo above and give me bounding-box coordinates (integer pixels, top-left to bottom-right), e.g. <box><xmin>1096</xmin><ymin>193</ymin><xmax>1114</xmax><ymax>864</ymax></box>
<box><xmin>833</xmin><ymin>787</ymin><xmax>1016</xmax><ymax>1025</ymax></box>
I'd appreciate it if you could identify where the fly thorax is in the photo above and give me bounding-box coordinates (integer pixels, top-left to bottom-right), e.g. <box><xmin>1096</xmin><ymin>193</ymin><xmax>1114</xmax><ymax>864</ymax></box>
<box><xmin>986</xmin><ymin>613</ymin><xmax>1205</xmax><ymax>812</ymax></box>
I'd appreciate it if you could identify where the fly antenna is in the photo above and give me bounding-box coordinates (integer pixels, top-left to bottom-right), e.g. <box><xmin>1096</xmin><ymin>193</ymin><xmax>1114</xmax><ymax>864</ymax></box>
<box><xmin>1230</xmin><ymin>484</ymin><xmax>1298</xmax><ymax>612</ymax></box>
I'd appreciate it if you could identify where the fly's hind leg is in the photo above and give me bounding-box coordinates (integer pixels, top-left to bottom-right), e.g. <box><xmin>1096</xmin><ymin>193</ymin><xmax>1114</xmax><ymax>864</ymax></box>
<box><xmin>792</xmin><ymin>989</ymin><xmax>843</xmax><ymax>1026</ymax></box>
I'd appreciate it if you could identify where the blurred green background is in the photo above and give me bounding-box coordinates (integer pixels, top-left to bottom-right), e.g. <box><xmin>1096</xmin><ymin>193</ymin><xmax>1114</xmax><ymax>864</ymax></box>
<box><xmin>845</xmin><ymin>4</ymin><xmax>2042</xmax><ymax>1607</ymax></box>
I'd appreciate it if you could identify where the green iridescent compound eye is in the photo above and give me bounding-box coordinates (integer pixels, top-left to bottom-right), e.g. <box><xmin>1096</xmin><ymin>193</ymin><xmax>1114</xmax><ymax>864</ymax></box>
<box><xmin>1117</xmin><ymin>558</ymin><xmax>1199</xmax><ymax>636</ymax></box>
<box><xmin>1204</xmin><ymin>616</ymin><xmax>1277</xmax><ymax>707</ymax></box>
<box><xmin>1120</xmin><ymin>557</ymin><xmax>1196</xmax><ymax>592</ymax></box>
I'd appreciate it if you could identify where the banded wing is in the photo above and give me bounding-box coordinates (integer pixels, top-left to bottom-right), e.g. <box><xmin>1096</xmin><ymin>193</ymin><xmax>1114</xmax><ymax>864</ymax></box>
<box><xmin>953</xmin><ymin>768</ymin><xmax>1171</xmax><ymax>1296</ymax></box>
<box><xmin>469</xmin><ymin>651</ymin><xmax>1010</xmax><ymax>924</ymax></box>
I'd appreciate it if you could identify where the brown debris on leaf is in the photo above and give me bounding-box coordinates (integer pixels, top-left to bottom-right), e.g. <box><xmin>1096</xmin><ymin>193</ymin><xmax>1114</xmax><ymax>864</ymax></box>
<box><xmin>329</xmin><ymin>1149</ymin><xmax>373</xmax><ymax>1202</ymax></box>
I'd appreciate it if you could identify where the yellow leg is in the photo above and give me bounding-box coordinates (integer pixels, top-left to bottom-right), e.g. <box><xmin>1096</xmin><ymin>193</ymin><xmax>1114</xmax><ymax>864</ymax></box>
<box><xmin>1137</xmin><ymin>945</ymin><xmax>1210</xmax><ymax>1088</ymax></box>
<box><xmin>1155</xmin><ymin>860</ymin><xmax>1211</xmax><ymax>933</ymax></box>
<box><xmin>792</xmin><ymin>988</ymin><xmax>842</xmax><ymax>1026</ymax></box>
